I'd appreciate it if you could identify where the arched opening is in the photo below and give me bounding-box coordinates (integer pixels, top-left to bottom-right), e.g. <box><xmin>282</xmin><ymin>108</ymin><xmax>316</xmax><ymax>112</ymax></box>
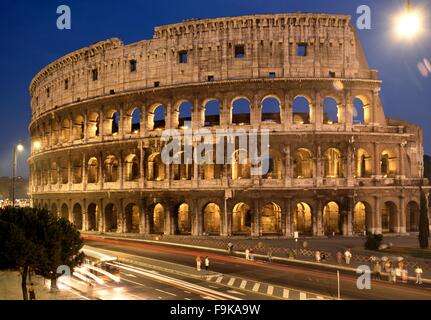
<box><xmin>61</xmin><ymin>118</ymin><xmax>71</xmax><ymax>142</ymax></box>
<box><xmin>51</xmin><ymin>203</ymin><xmax>58</xmax><ymax>217</ymax></box>
<box><xmin>87</xmin><ymin>112</ymin><xmax>100</xmax><ymax>138</ymax></box>
<box><xmin>323</xmin><ymin>202</ymin><xmax>341</xmax><ymax>235</ymax></box>
<box><xmin>382</xmin><ymin>201</ymin><xmax>397</xmax><ymax>233</ymax></box>
<box><xmin>232</xmin><ymin>98</ymin><xmax>251</xmax><ymax>125</ymax></box>
<box><xmin>294</xmin><ymin>202</ymin><xmax>312</xmax><ymax>234</ymax></box>
<box><xmin>172</xmin><ymin>152</ymin><xmax>192</xmax><ymax>181</ymax></box>
<box><xmin>203</xmin><ymin>203</ymin><xmax>221</xmax><ymax>235</ymax></box>
<box><xmin>60</xmin><ymin>203</ymin><xmax>69</xmax><ymax>220</ymax></box>
<box><xmin>381</xmin><ymin>149</ymin><xmax>397</xmax><ymax>177</ymax></box>
<box><xmin>109</xmin><ymin>111</ymin><xmax>120</xmax><ymax>135</ymax></box>
<box><xmin>323</xmin><ymin>97</ymin><xmax>340</xmax><ymax>124</ymax></box>
<box><xmin>261</xmin><ymin>97</ymin><xmax>281</xmax><ymax>123</ymax></box>
<box><xmin>232</xmin><ymin>202</ymin><xmax>252</xmax><ymax>235</ymax></box>
<box><xmin>261</xmin><ymin>202</ymin><xmax>282</xmax><ymax>235</ymax></box>
<box><xmin>51</xmin><ymin>120</ymin><xmax>60</xmax><ymax>145</ymax></box>
<box><xmin>353</xmin><ymin>202</ymin><xmax>372</xmax><ymax>234</ymax></box>
<box><xmin>150</xmin><ymin>105</ymin><xmax>166</xmax><ymax>130</ymax></box>
<box><xmin>175</xmin><ymin>203</ymin><xmax>191</xmax><ymax>235</ymax></box>
<box><xmin>293</xmin><ymin>148</ymin><xmax>313</xmax><ymax>178</ymax></box>
<box><xmin>104</xmin><ymin>155</ymin><xmax>119</xmax><ymax>182</ymax></box>
<box><xmin>406</xmin><ymin>201</ymin><xmax>420</xmax><ymax>232</ymax></box>
<box><xmin>353</xmin><ymin>96</ymin><xmax>370</xmax><ymax>125</ymax></box>
<box><xmin>201</xmin><ymin>151</ymin><xmax>222</xmax><ymax>180</ymax></box>
<box><xmin>292</xmin><ymin>96</ymin><xmax>311</xmax><ymax>124</ymax></box>
<box><xmin>262</xmin><ymin>151</ymin><xmax>282</xmax><ymax>179</ymax></box>
<box><xmin>87</xmin><ymin>203</ymin><xmax>98</xmax><ymax>231</ymax></box>
<box><xmin>73</xmin><ymin>115</ymin><xmax>85</xmax><ymax>140</ymax></box>
<box><xmin>60</xmin><ymin>159</ymin><xmax>68</xmax><ymax>184</ymax></box>
<box><xmin>147</xmin><ymin>153</ymin><xmax>165</xmax><ymax>181</ymax></box>
<box><xmin>72</xmin><ymin>159</ymin><xmax>83</xmax><ymax>184</ymax></box>
<box><xmin>324</xmin><ymin>148</ymin><xmax>343</xmax><ymax>178</ymax></box>
<box><xmin>204</xmin><ymin>99</ymin><xmax>221</xmax><ymax>126</ymax></box>
<box><xmin>104</xmin><ymin>203</ymin><xmax>118</xmax><ymax>232</ymax></box>
<box><xmin>232</xmin><ymin>149</ymin><xmax>251</xmax><ymax>180</ymax></box>
<box><xmin>50</xmin><ymin>162</ymin><xmax>58</xmax><ymax>185</ymax></box>
<box><xmin>131</xmin><ymin>108</ymin><xmax>141</xmax><ymax>134</ymax></box>
<box><xmin>152</xmin><ymin>204</ymin><xmax>165</xmax><ymax>234</ymax></box>
<box><xmin>125</xmin><ymin>154</ymin><xmax>139</xmax><ymax>182</ymax></box>
<box><xmin>355</xmin><ymin>148</ymin><xmax>372</xmax><ymax>178</ymax></box>
<box><xmin>72</xmin><ymin>203</ymin><xmax>83</xmax><ymax>230</ymax></box>
<box><xmin>178</xmin><ymin>101</ymin><xmax>193</xmax><ymax>128</ymax></box>
<box><xmin>125</xmin><ymin>203</ymin><xmax>140</xmax><ymax>233</ymax></box>
<box><xmin>87</xmin><ymin>157</ymin><xmax>99</xmax><ymax>183</ymax></box>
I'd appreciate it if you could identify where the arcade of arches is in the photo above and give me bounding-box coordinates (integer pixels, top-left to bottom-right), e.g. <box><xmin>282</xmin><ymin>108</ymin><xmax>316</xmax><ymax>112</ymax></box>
<box><xmin>36</xmin><ymin>194</ymin><xmax>422</xmax><ymax>237</ymax></box>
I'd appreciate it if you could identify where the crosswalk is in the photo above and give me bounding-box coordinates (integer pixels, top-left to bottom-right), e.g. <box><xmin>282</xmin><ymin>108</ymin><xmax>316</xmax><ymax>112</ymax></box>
<box><xmin>205</xmin><ymin>275</ymin><xmax>329</xmax><ymax>300</ymax></box>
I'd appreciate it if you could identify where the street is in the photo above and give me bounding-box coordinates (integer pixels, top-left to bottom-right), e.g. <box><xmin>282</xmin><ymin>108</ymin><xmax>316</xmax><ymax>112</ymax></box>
<box><xmin>82</xmin><ymin>237</ymin><xmax>431</xmax><ymax>300</ymax></box>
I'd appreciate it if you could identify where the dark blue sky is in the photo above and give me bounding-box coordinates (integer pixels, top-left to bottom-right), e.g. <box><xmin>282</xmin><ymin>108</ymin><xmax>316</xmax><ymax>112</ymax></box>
<box><xmin>0</xmin><ymin>0</ymin><xmax>430</xmax><ymax>178</ymax></box>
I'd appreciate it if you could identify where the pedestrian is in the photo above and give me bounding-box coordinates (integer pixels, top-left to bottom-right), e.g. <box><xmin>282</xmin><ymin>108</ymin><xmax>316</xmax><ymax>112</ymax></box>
<box><xmin>28</xmin><ymin>283</ymin><xmax>36</xmax><ymax>301</ymax></box>
<box><xmin>315</xmin><ymin>250</ymin><xmax>321</xmax><ymax>263</ymax></box>
<box><xmin>390</xmin><ymin>267</ymin><xmax>397</xmax><ymax>284</ymax></box>
<box><xmin>227</xmin><ymin>242</ymin><xmax>234</xmax><ymax>255</ymax></box>
<box><xmin>375</xmin><ymin>259</ymin><xmax>382</xmax><ymax>281</ymax></box>
<box><xmin>267</xmin><ymin>249</ymin><xmax>273</xmax><ymax>263</ymax></box>
<box><xmin>401</xmin><ymin>269</ymin><xmax>408</xmax><ymax>284</ymax></box>
<box><xmin>204</xmin><ymin>257</ymin><xmax>210</xmax><ymax>271</ymax></box>
<box><xmin>250</xmin><ymin>248</ymin><xmax>255</xmax><ymax>261</ymax></box>
<box><xmin>415</xmin><ymin>265</ymin><xmax>423</xmax><ymax>285</ymax></box>
<box><xmin>196</xmin><ymin>256</ymin><xmax>202</xmax><ymax>272</ymax></box>
<box><xmin>245</xmin><ymin>248</ymin><xmax>250</xmax><ymax>261</ymax></box>
<box><xmin>336</xmin><ymin>252</ymin><xmax>343</xmax><ymax>265</ymax></box>
<box><xmin>321</xmin><ymin>251</ymin><xmax>326</xmax><ymax>263</ymax></box>
<box><xmin>344</xmin><ymin>249</ymin><xmax>352</xmax><ymax>265</ymax></box>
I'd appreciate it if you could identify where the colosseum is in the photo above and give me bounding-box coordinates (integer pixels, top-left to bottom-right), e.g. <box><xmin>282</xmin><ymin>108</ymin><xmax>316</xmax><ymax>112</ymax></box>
<box><xmin>28</xmin><ymin>13</ymin><xmax>429</xmax><ymax>238</ymax></box>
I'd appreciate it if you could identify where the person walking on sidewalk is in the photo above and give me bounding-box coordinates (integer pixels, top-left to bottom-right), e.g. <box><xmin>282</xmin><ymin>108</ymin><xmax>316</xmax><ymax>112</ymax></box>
<box><xmin>250</xmin><ymin>248</ymin><xmax>255</xmax><ymax>261</ymax></box>
<box><xmin>344</xmin><ymin>249</ymin><xmax>352</xmax><ymax>265</ymax></box>
<box><xmin>390</xmin><ymin>266</ymin><xmax>397</xmax><ymax>284</ymax></box>
<box><xmin>267</xmin><ymin>249</ymin><xmax>273</xmax><ymax>263</ymax></box>
<box><xmin>28</xmin><ymin>283</ymin><xmax>36</xmax><ymax>301</ymax></box>
<box><xmin>204</xmin><ymin>257</ymin><xmax>210</xmax><ymax>271</ymax></box>
<box><xmin>227</xmin><ymin>242</ymin><xmax>234</xmax><ymax>255</ymax></box>
<box><xmin>245</xmin><ymin>248</ymin><xmax>250</xmax><ymax>261</ymax></box>
<box><xmin>315</xmin><ymin>250</ymin><xmax>321</xmax><ymax>263</ymax></box>
<box><xmin>375</xmin><ymin>259</ymin><xmax>382</xmax><ymax>280</ymax></box>
<box><xmin>196</xmin><ymin>256</ymin><xmax>202</xmax><ymax>272</ymax></box>
<box><xmin>321</xmin><ymin>251</ymin><xmax>326</xmax><ymax>263</ymax></box>
<box><xmin>415</xmin><ymin>265</ymin><xmax>423</xmax><ymax>285</ymax></box>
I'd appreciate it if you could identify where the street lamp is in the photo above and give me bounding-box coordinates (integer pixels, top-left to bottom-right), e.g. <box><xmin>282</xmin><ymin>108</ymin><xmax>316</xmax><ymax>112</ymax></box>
<box><xmin>394</xmin><ymin>0</ymin><xmax>423</xmax><ymax>40</ymax></box>
<box><xmin>12</xmin><ymin>143</ymin><xmax>24</xmax><ymax>207</ymax></box>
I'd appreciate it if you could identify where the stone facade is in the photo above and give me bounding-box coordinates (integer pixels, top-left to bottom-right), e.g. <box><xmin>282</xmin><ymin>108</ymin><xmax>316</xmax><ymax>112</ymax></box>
<box><xmin>28</xmin><ymin>13</ymin><xmax>430</xmax><ymax>237</ymax></box>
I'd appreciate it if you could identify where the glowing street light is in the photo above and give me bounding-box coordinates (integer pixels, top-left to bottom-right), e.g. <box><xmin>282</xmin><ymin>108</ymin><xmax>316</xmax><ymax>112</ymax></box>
<box><xmin>12</xmin><ymin>143</ymin><xmax>24</xmax><ymax>206</ymax></box>
<box><xmin>394</xmin><ymin>0</ymin><xmax>423</xmax><ymax>40</ymax></box>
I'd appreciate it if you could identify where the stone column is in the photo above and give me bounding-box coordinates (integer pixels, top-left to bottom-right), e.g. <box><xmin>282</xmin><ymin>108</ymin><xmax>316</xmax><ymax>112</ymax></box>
<box><xmin>284</xmin><ymin>145</ymin><xmax>292</xmax><ymax>187</ymax></box>
<box><xmin>374</xmin><ymin>143</ymin><xmax>381</xmax><ymax>178</ymax></box>
<box><xmin>140</xmin><ymin>105</ymin><xmax>147</xmax><ymax>138</ymax></box>
<box><xmin>347</xmin><ymin>144</ymin><xmax>354</xmax><ymax>186</ymax></box>
<box><xmin>374</xmin><ymin>196</ymin><xmax>382</xmax><ymax>234</ymax></box>
<box><xmin>315</xmin><ymin>196</ymin><xmax>324</xmax><ymax>236</ymax></box>
<box><xmin>252</xmin><ymin>199</ymin><xmax>261</xmax><ymax>237</ymax></box>
<box><xmin>314</xmin><ymin>92</ymin><xmax>322</xmax><ymax>131</ymax></box>
<box><xmin>284</xmin><ymin>93</ymin><xmax>292</xmax><ymax>130</ymax></box>
<box><xmin>347</xmin><ymin>196</ymin><xmax>354</xmax><ymax>236</ymax></box>
<box><xmin>283</xmin><ymin>197</ymin><xmax>292</xmax><ymax>237</ymax></box>
<box><xmin>139</xmin><ymin>200</ymin><xmax>147</xmax><ymax>235</ymax></box>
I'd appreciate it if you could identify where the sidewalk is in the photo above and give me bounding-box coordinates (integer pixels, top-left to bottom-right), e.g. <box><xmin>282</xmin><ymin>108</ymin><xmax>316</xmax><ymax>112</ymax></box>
<box><xmin>0</xmin><ymin>271</ymin><xmax>88</xmax><ymax>300</ymax></box>
<box><xmin>82</xmin><ymin>232</ymin><xmax>431</xmax><ymax>284</ymax></box>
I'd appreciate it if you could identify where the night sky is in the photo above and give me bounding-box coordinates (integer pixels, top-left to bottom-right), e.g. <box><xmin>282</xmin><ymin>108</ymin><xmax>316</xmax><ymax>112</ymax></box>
<box><xmin>0</xmin><ymin>0</ymin><xmax>429</xmax><ymax>178</ymax></box>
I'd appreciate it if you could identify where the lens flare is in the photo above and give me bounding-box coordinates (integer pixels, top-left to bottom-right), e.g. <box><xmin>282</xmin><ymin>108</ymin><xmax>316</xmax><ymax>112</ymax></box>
<box><xmin>395</xmin><ymin>9</ymin><xmax>423</xmax><ymax>39</ymax></box>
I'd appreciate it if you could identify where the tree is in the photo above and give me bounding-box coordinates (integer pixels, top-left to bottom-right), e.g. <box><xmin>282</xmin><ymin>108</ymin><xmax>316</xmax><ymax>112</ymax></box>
<box><xmin>419</xmin><ymin>190</ymin><xmax>430</xmax><ymax>249</ymax></box>
<box><xmin>0</xmin><ymin>207</ymin><xmax>83</xmax><ymax>299</ymax></box>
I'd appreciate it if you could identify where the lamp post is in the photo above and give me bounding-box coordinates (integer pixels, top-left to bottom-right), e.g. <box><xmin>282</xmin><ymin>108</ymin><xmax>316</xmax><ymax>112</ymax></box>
<box><xmin>12</xmin><ymin>143</ymin><xmax>24</xmax><ymax>207</ymax></box>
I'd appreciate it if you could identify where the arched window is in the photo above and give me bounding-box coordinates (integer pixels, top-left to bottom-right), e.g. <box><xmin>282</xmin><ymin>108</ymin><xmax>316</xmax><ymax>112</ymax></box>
<box><xmin>73</xmin><ymin>115</ymin><xmax>85</xmax><ymax>140</ymax></box>
<box><xmin>147</xmin><ymin>153</ymin><xmax>165</xmax><ymax>181</ymax></box>
<box><xmin>382</xmin><ymin>202</ymin><xmax>397</xmax><ymax>233</ymax></box>
<box><xmin>293</xmin><ymin>148</ymin><xmax>313</xmax><ymax>178</ymax></box>
<box><xmin>323</xmin><ymin>97</ymin><xmax>339</xmax><ymax>124</ymax></box>
<box><xmin>232</xmin><ymin>149</ymin><xmax>251</xmax><ymax>180</ymax></box>
<box><xmin>131</xmin><ymin>108</ymin><xmax>141</xmax><ymax>134</ymax></box>
<box><xmin>294</xmin><ymin>202</ymin><xmax>312</xmax><ymax>234</ymax></box>
<box><xmin>178</xmin><ymin>101</ymin><xmax>192</xmax><ymax>128</ymax></box>
<box><xmin>88</xmin><ymin>112</ymin><xmax>100</xmax><ymax>138</ymax></box>
<box><xmin>355</xmin><ymin>148</ymin><xmax>372</xmax><ymax>178</ymax></box>
<box><xmin>204</xmin><ymin>99</ymin><xmax>221</xmax><ymax>126</ymax></box>
<box><xmin>292</xmin><ymin>96</ymin><xmax>311</xmax><ymax>124</ymax></box>
<box><xmin>87</xmin><ymin>157</ymin><xmax>99</xmax><ymax>183</ymax></box>
<box><xmin>323</xmin><ymin>201</ymin><xmax>340</xmax><ymax>235</ymax></box>
<box><xmin>261</xmin><ymin>202</ymin><xmax>282</xmax><ymax>235</ymax></box>
<box><xmin>152</xmin><ymin>204</ymin><xmax>165</xmax><ymax>234</ymax></box>
<box><xmin>381</xmin><ymin>149</ymin><xmax>397</xmax><ymax>177</ymax></box>
<box><xmin>324</xmin><ymin>148</ymin><xmax>343</xmax><ymax>178</ymax></box>
<box><xmin>203</xmin><ymin>203</ymin><xmax>221</xmax><ymax>235</ymax></box>
<box><xmin>104</xmin><ymin>155</ymin><xmax>119</xmax><ymax>182</ymax></box>
<box><xmin>232</xmin><ymin>98</ymin><xmax>251</xmax><ymax>125</ymax></box>
<box><xmin>353</xmin><ymin>96</ymin><xmax>370</xmax><ymax>124</ymax></box>
<box><xmin>111</xmin><ymin>111</ymin><xmax>120</xmax><ymax>135</ymax></box>
<box><xmin>261</xmin><ymin>97</ymin><xmax>281</xmax><ymax>123</ymax></box>
<box><xmin>61</xmin><ymin>118</ymin><xmax>71</xmax><ymax>142</ymax></box>
<box><xmin>150</xmin><ymin>105</ymin><xmax>166</xmax><ymax>130</ymax></box>
<box><xmin>72</xmin><ymin>159</ymin><xmax>82</xmax><ymax>184</ymax></box>
<box><xmin>232</xmin><ymin>203</ymin><xmax>252</xmax><ymax>235</ymax></box>
<box><xmin>125</xmin><ymin>154</ymin><xmax>140</xmax><ymax>181</ymax></box>
<box><xmin>104</xmin><ymin>203</ymin><xmax>118</xmax><ymax>232</ymax></box>
<box><xmin>50</xmin><ymin>162</ymin><xmax>58</xmax><ymax>185</ymax></box>
<box><xmin>175</xmin><ymin>203</ymin><xmax>191</xmax><ymax>235</ymax></box>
